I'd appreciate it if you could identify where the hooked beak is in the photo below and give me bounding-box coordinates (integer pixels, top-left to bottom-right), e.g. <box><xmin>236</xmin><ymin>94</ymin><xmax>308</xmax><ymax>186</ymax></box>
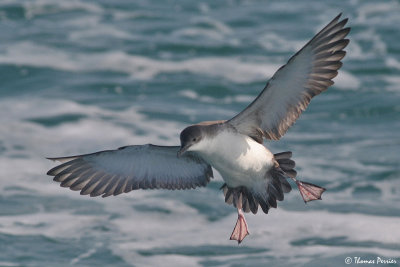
<box><xmin>177</xmin><ymin>145</ymin><xmax>190</xmax><ymax>157</ymax></box>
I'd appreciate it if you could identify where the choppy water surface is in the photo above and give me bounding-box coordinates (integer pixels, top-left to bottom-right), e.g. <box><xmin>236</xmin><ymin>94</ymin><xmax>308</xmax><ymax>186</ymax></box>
<box><xmin>1</xmin><ymin>0</ymin><xmax>399</xmax><ymax>266</ymax></box>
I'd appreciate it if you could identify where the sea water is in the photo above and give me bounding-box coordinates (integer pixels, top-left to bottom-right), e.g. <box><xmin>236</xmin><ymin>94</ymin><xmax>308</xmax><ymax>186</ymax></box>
<box><xmin>0</xmin><ymin>0</ymin><xmax>399</xmax><ymax>266</ymax></box>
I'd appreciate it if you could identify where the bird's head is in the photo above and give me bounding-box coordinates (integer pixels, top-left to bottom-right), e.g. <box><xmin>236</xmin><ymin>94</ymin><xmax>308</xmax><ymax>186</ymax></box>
<box><xmin>178</xmin><ymin>125</ymin><xmax>204</xmax><ymax>157</ymax></box>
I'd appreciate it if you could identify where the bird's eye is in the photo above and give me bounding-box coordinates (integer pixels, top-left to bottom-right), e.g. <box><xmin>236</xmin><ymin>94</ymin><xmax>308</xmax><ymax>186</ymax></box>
<box><xmin>192</xmin><ymin>138</ymin><xmax>197</xmax><ymax>142</ymax></box>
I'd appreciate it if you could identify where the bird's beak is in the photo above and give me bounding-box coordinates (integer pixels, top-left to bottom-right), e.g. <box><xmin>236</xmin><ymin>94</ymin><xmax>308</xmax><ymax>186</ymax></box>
<box><xmin>177</xmin><ymin>145</ymin><xmax>190</xmax><ymax>157</ymax></box>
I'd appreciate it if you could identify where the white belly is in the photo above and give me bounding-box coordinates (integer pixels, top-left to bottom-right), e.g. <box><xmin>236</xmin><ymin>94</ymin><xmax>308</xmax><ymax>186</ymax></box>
<box><xmin>194</xmin><ymin>131</ymin><xmax>274</xmax><ymax>187</ymax></box>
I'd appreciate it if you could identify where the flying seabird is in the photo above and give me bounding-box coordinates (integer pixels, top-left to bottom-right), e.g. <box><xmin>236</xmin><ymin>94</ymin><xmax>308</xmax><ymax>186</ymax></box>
<box><xmin>47</xmin><ymin>14</ymin><xmax>350</xmax><ymax>243</ymax></box>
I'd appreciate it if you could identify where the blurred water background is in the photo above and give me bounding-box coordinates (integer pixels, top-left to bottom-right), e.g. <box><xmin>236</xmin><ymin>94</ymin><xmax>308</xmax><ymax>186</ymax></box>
<box><xmin>0</xmin><ymin>0</ymin><xmax>399</xmax><ymax>266</ymax></box>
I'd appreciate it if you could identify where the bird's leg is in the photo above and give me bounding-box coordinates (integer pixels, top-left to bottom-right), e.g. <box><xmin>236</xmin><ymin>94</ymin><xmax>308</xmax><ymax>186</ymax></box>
<box><xmin>230</xmin><ymin>208</ymin><xmax>249</xmax><ymax>244</ymax></box>
<box><xmin>291</xmin><ymin>177</ymin><xmax>326</xmax><ymax>203</ymax></box>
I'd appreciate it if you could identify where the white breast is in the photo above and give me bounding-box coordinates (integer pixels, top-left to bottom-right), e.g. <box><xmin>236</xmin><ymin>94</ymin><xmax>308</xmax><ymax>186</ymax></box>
<box><xmin>190</xmin><ymin>130</ymin><xmax>275</xmax><ymax>187</ymax></box>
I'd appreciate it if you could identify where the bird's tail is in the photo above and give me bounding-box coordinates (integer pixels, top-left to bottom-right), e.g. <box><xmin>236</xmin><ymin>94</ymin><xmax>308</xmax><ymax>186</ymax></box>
<box><xmin>221</xmin><ymin>151</ymin><xmax>325</xmax><ymax>214</ymax></box>
<box><xmin>221</xmin><ymin>151</ymin><xmax>294</xmax><ymax>215</ymax></box>
<box><xmin>274</xmin><ymin>151</ymin><xmax>297</xmax><ymax>178</ymax></box>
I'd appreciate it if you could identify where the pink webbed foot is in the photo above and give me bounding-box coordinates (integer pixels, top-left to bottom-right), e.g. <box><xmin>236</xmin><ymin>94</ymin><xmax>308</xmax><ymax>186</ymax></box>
<box><xmin>230</xmin><ymin>208</ymin><xmax>249</xmax><ymax>244</ymax></box>
<box><xmin>296</xmin><ymin>180</ymin><xmax>326</xmax><ymax>203</ymax></box>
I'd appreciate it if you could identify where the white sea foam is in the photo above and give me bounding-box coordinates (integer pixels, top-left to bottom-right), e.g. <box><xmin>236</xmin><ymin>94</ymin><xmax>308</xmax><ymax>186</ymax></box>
<box><xmin>0</xmin><ymin>41</ymin><xmax>360</xmax><ymax>90</ymax></box>
<box><xmin>22</xmin><ymin>0</ymin><xmax>104</xmax><ymax>19</ymax></box>
<box><xmin>70</xmin><ymin>242</ymin><xmax>102</xmax><ymax>265</ymax></box>
<box><xmin>0</xmin><ymin>42</ymin><xmax>275</xmax><ymax>83</ymax></box>
<box><xmin>193</xmin><ymin>16</ymin><xmax>233</xmax><ymax>34</ymax></box>
<box><xmin>179</xmin><ymin>89</ymin><xmax>254</xmax><ymax>104</ymax></box>
<box><xmin>172</xmin><ymin>16</ymin><xmax>234</xmax><ymax>42</ymax></box>
<box><xmin>0</xmin><ymin>96</ymin><xmax>183</xmax><ymax>196</ymax></box>
<box><xmin>356</xmin><ymin>1</ymin><xmax>400</xmax><ymax>25</ymax></box>
<box><xmin>0</xmin><ymin>211</ymin><xmax>100</xmax><ymax>238</ymax></box>
<box><xmin>0</xmin><ymin>1</ymin><xmax>398</xmax><ymax>265</ymax></box>
<box><xmin>0</xmin><ymin>95</ymin><xmax>382</xmax><ymax>206</ymax></box>
<box><xmin>383</xmin><ymin>75</ymin><xmax>400</xmax><ymax>92</ymax></box>
<box><xmin>67</xmin><ymin>17</ymin><xmax>135</xmax><ymax>41</ymax></box>
<box><xmin>334</xmin><ymin>70</ymin><xmax>360</xmax><ymax>90</ymax></box>
<box><xmin>109</xmin><ymin>206</ymin><xmax>400</xmax><ymax>265</ymax></box>
<box><xmin>172</xmin><ymin>28</ymin><xmax>227</xmax><ymax>42</ymax></box>
<box><xmin>0</xmin><ymin>95</ymin><xmax>398</xmax><ymax>266</ymax></box>
<box><xmin>0</xmin><ymin>262</ymin><xmax>20</xmax><ymax>267</ymax></box>
<box><xmin>386</xmin><ymin>58</ymin><xmax>400</xmax><ymax>70</ymax></box>
<box><xmin>258</xmin><ymin>32</ymin><xmax>304</xmax><ymax>53</ymax></box>
<box><xmin>2</xmin><ymin>181</ymin><xmax>398</xmax><ymax>265</ymax></box>
<box><xmin>350</xmin><ymin>29</ymin><xmax>387</xmax><ymax>59</ymax></box>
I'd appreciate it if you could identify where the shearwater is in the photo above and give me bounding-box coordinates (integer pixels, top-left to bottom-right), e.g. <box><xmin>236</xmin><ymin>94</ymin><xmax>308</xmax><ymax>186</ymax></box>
<box><xmin>47</xmin><ymin>13</ymin><xmax>350</xmax><ymax>243</ymax></box>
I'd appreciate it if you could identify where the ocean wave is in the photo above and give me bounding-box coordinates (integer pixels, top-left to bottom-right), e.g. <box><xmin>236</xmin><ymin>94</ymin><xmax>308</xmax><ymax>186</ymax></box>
<box><xmin>0</xmin><ymin>97</ymin><xmax>182</xmax><ymax>160</ymax></box>
<box><xmin>258</xmin><ymin>32</ymin><xmax>304</xmax><ymax>53</ymax></box>
<box><xmin>383</xmin><ymin>75</ymin><xmax>400</xmax><ymax>92</ymax></box>
<box><xmin>179</xmin><ymin>89</ymin><xmax>254</xmax><ymax>104</ymax></box>
<box><xmin>67</xmin><ymin>16</ymin><xmax>136</xmax><ymax>41</ymax></box>
<box><xmin>22</xmin><ymin>0</ymin><xmax>103</xmax><ymax>19</ymax></box>
<box><xmin>356</xmin><ymin>1</ymin><xmax>400</xmax><ymax>25</ymax></box>
<box><xmin>0</xmin><ymin>42</ymin><xmax>275</xmax><ymax>83</ymax></box>
<box><xmin>0</xmin><ymin>41</ymin><xmax>359</xmax><ymax>88</ymax></box>
<box><xmin>2</xmin><ymin>190</ymin><xmax>398</xmax><ymax>266</ymax></box>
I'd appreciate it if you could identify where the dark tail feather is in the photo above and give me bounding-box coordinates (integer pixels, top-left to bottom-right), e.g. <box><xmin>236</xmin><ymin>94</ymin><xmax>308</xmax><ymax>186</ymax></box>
<box><xmin>273</xmin><ymin>151</ymin><xmax>292</xmax><ymax>160</ymax></box>
<box><xmin>220</xmin><ymin>151</ymin><xmax>326</xmax><ymax>215</ymax></box>
<box><xmin>220</xmin><ymin>164</ymin><xmax>292</xmax><ymax>215</ymax></box>
<box><xmin>221</xmin><ymin>184</ymin><xmax>259</xmax><ymax>214</ymax></box>
<box><xmin>220</xmin><ymin>151</ymin><xmax>296</xmax><ymax>215</ymax></box>
<box><xmin>274</xmin><ymin>151</ymin><xmax>296</xmax><ymax>174</ymax></box>
<box><xmin>274</xmin><ymin>151</ymin><xmax>296</xmax><ymax>190</ymax></box>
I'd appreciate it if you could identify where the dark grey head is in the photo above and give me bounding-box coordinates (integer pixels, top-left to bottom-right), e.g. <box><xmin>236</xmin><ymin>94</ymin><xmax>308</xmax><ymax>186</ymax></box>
<box><xmin>178</xmin><ymin>125</ymin><xmax>204</xmax><ymax>157</ymax></box>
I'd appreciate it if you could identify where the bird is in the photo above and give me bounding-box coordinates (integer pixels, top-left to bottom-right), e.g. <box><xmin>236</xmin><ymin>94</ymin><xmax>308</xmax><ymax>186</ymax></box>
<box><xmin>47</xmin><ymin>13</ymin><xmax>350</xmax><ymax>244</ymax></box>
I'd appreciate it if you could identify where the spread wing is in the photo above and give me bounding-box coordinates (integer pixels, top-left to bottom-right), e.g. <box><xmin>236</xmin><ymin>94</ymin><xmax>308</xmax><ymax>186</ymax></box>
<box><xmin>47</xmin><ymin>144</ymin><xmax>213</xmax><ymax>197</ymax></box>
<box><xmin>228</xmin><ymin>13</ymin><xmax>350</xmax><ymax>142</ymax></box>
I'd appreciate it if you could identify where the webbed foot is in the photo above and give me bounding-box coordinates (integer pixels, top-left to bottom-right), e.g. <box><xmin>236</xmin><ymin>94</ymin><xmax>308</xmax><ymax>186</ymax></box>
<box><xmin>230</xmin><ymin>208</ymin><xmax>249</xmax><ymax>244</ymax></box>
<box><xmin>295</xmin><ymin>180</ymin><xmax>326</xmax><ymax>202</ymax></box>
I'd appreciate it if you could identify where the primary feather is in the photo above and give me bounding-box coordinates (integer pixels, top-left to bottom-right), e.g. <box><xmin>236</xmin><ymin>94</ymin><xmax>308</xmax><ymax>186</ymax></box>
<box><xmin>47</xmin><ymin>144</ymin><xmax>213</xmax><ymax>197</ymax></box>
<box><xmin>228</xmin><ymin>13</ymin><xmax>350</xmax><ymax>142</ymax></box>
